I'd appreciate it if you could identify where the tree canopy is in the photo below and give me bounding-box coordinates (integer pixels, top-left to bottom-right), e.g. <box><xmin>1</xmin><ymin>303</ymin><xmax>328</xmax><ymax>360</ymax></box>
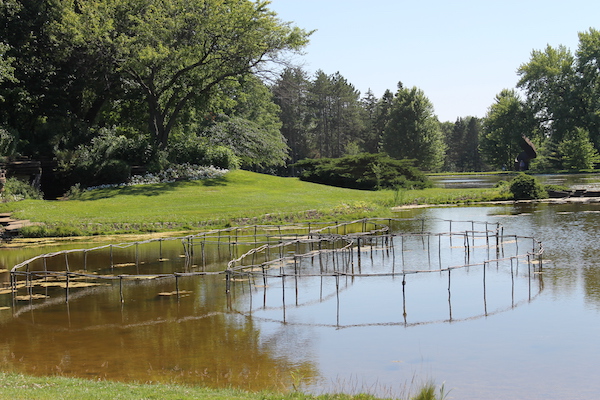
<box><xmin>382</xmin><ymin>83</ymin><xmax>445</xmax><ymax>171</ymax></box>
<box><xmin>58</xmin><ymin>0</ymin><xmax>310</xmax><ymax>148</ymax></box>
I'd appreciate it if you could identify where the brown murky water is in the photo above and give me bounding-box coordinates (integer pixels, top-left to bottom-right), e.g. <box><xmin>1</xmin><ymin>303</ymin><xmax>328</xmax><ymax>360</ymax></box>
<box><xmin>0</xmin><ymin>205</ymin><xmax>600</xmax><ymax>399</ymax></box>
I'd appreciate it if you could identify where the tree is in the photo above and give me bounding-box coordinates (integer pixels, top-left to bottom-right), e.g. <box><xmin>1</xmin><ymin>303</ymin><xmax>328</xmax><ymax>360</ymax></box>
<box><xmin>361</xmin><ymin>89</ymin><xmax>395</xmax><ymax>154</ymax></box>
<box><xmin>517</xmin><ymin>44</ymin><xmax>578</xmax><ymax>143</ymax></box>
<box><xmin>463</xmin><ymin>117</ymin><xmax>484</xmax><ymax>171</ymax></box>
<box><xmin>382</xmin><ymin>83</ymin><xmax>445</xmax><ymax>171</ymax></box>
<box><xmin>0</xmin><ymin>0</ymin><xmax>68</xmax><ymax>155</ymax></box>
<box><xmin>557</xmin><ymin>127</ymin><xmax>600</xmax><ymax>170</ymax></box>
<box><xmin>444</xmin><ymin>118</ymin><xmax>466</xmax><ymax>171</ymax></box>
<box><xmin>307</xmin><ymin>70</ymin><xmax>365</xmax><ymax>158</ymax></box>
<box><xmin>0</xmin><ymin>43</ymin><xmax>15</xmax><ymax>87</ymax></box>
<box><xmin>359</xmin><ymin>89</ymin><xmax>378</xmax><ymax>153</ymax></box>
<box><xmin>481</xmin><ymin>89</ymin><xmax>536</xmax><ymax>169</ymax></box>
<box><xmin>60</xmin><ymin>0</ymin><xmax>311</xmax><ymax>148</ymax></box>
<box><xmin>202</xmin><ymin>115</ymin><xmax>288</xmax><ymax>169</ymax></box>
<box><xmin>576</xmin><ymin>28</ymin><xmax>600</xmax><ymax>149</ymax></box>
<box><xmin>272</xmin><ymin>67</ymin><xmax>311</xmax><ymax>166</ymax></box>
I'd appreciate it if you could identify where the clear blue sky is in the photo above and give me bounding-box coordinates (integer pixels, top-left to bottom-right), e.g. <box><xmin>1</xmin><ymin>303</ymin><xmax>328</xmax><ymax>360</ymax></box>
<box><xmin>267</xmin><ymin>0</ymin><xmax>600</xmax><ymax>122</ymax></box>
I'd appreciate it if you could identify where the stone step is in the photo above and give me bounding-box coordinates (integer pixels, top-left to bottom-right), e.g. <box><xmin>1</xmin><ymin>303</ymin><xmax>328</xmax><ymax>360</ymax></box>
<box><xmin>4</xmin><ymin>220</ymin><xmax>36</xmax><ymax>231</ymax></box>
<box><xmin>0</xmin><ymin>217</ymin><xmax>16</xmax><ymax>225</ymax></box>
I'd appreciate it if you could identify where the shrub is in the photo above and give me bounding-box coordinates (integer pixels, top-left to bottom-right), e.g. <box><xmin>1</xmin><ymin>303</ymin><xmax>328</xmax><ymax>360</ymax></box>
<box><xmin>56</xmin><ymin>127</ymin><xmax>153</xmax><ymax>189</ymax></box>
<box><xmin>2</xmin><ymin>177</ymin><xmax>43</xmax><ymax>201</ymax></box>
<box><xmin>293</xmin><ymin>153</ymin><xmax>432</xmax><ymax>190</ymax></box>
<box><xmin>509</xmin><ymin>173</ymin><xmax>547</xmax><ymax>200</ymax></box>
<box><xmin>167</xmin><ymin>136</ymin><xmax>239</xmax><ymax>170</ymax></box>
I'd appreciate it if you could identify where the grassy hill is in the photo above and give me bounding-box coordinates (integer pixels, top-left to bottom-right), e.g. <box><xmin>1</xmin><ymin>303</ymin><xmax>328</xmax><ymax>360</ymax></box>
<box><xmin>0</xmin><ymin>170</ymin><xmax>502</xmax><ymax>237</ymax></box>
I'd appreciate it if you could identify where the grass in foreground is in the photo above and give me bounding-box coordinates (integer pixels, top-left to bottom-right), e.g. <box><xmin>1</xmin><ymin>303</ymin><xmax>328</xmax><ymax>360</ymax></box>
<box><xmin>0</xmin><ymin>170</ymin><xmax>505</xmax><ymax>237</ymax></box>
<box><xmin>0</xmin><ymin>372</ymin><xmax>447</xmax><ymax>400</ymax></box>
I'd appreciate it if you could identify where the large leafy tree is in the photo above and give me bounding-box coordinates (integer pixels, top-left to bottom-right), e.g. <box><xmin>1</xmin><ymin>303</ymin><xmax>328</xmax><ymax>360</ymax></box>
<box><xmin>517</xmin><ymin>44</ymin><xmax>577</xmax><ymax>143</ymax></box>
<box><xmin>199</xmin><ymin>75</ymin><xmax>289</xmax><ymax>169</ymax></box>
<box><xmin>382</xmin><ymin>83</ymin><xmax>445</xmax><ymax>171</ymax></box>
<box><xmin>576</xmin><ymin>28</ymin><xmax>600</xmax><ymax>148</ymax></box>
<box><xmin>0</xmin><ymin>0</ymin><xmax>64</xmax><ymax>154</ymax></box>
<box><xmin>0</xmin><ymin>43</ymin><xmax>15</xmax><ymax>87</ymax></box>
<box><xmin>481</xmin><ymin>89</ymin><xmax>536</xmax><ymax>169</ymax></box>
<box><xmin>60</xmin><ymin>0</ymin><xmax>311</xmax><ymax>149</ymax></box>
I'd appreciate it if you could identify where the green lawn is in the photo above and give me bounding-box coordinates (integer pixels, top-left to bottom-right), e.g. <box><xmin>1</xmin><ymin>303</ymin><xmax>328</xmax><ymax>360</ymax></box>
<box><xmin>0</xmin><ymin>372</ymin><xmax>390</xmax><ymax>400</ymax></box>
<box><xmin>0</xmin><ymin>170</ymin><xmax>504</xmax><ymax>237</ymax></box>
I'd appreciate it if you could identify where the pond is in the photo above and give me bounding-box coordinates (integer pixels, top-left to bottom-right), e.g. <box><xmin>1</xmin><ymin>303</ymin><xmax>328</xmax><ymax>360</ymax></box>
<box><xmin>1</xmin><ymin>201</ymin><xmax>600</xmax><ymax>399</ymax></box>
<box><xmin>429</xmin><ymin>172</ymin><xmax>600</xmax><ymax>190</ymax></box>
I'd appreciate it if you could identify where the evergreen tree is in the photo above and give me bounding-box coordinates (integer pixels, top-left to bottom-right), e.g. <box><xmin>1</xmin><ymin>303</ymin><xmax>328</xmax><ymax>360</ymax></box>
<box><xmin>307</xmin><ymin>71</ymin><xmax>365</xmax><ymax>158</ymax></box>
<box><xmin>463</xmin><ymin>117</ymin><xmax>483</xmax><ymax>171</ymax></box>
<box><xmin>360</xmin><ymin>89</ymin><xmax>380</xmax><ymax>153</ymax></box>
<box><xmin>444</xmin><ymin>118</ymin><xmax>467</xmax><ymax>171</ymax></box>
<box><xmin>272</xmin><ymin>67</ymin><xmax>311</xmax><ymax>166</ymax></box>
<box><xmin>557</xmin><ymin>127</ymin><xmax>600</xmax><ymax>170</ymax></box>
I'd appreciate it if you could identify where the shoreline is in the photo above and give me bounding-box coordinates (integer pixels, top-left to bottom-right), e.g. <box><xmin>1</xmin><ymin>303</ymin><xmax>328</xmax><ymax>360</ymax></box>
<box><xmin>392</xmin><ymin>196</ymin><xmax>600</xmax><ymax>210</ymax></box>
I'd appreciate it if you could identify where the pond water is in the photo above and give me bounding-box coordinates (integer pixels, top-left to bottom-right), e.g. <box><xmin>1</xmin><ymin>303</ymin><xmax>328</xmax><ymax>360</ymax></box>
<box><xmin>1</xmin><ymin>200</ymin><xmax>600</xmax><ymax>399</ymax></box>
<box><xmin>430</xmin><ymin>172</ymin><xmax>600</xmax><ymax>190</ymax></box>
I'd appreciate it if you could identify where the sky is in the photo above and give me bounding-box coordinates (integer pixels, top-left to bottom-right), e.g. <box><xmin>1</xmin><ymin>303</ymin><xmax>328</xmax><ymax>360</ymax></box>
<box><xmin>267</xmin><ymin>0</ymin><xmax>600</xmax><ymax>122</ymax></box>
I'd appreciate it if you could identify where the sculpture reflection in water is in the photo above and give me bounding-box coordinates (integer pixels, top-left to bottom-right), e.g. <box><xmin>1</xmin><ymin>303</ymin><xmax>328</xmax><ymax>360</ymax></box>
<box><xmin>225</xmin><ymin>218</ymin><xmax>544</xmax><ymax>328</ymax></box>
<box><xmin>8</xmin><ymin>218</ymin><xmax>543</xmax><ymax>328</ymax></box>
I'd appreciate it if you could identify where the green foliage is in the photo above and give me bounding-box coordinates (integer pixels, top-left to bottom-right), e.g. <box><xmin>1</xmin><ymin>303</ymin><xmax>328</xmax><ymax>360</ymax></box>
<box><xmin>59</xmin><ymin>0</ymin><xmax>311</xmax><ymax>148</ymax></box>
<box><xmin>509</xmin><ymin>173</ymin><xmax>547</xmax><ymax>200</ymax></box>
<box><xmin>63</xmin><ymin>183</ymin><xmax>83</xmax><ymax>200</ymax></box>
<box><xmin>0</xmin><ymin>126</ymin><xmax>17</xmax><ymax>157</ymax></box>
<box><xmin>58</xmin><ymin>127</ymin><xmax>153</xmax><ymax>187</ymax></box>
<box><xmin>201</xmin><ymin>115</ymin><xmax>288</xmax><ymax>169</ymax></box>
<box><xmin>272</xmin><ymin>67</ymin><xmax>312</xmax><ymax>164</ymax></box>
<box><xmin>514</xmin><ymin>30</ymin><xmax>600</xmax><ymax>169</ymax></box>
<box><xmin>556</xmin><ymin>127</ymin><xmax>600</xmax><ymax>170</ymax></box>
<box><xmin>517</xmin><ymin>44</ymin><xmax>577</xmax><ymax>144</ymax></box>
<box><xmin>2</xmin><ymin>177</ymin><xmax>43</xmax><ymax>201</ymax></box>
<box><xmin>306</xmin><ymin>70</ymin><xmax>366</xmax><ymax>158</ymax></box>
<box><xmin>167</xmin><ymin>134</ymin><xmax>239</xmax><ymax>170</ymax></box>
<box><xmin>0</xmin><ymin>42</ymin><xmax>16</xmax><ymax>87</ymax></box>
<box><xmin>444</xmin><ymin>117</ymin><xmax>484</xmax><ymax>171</ymax></box>
<box><xmin>382</xmin><ymin>84</ymin><xmax>445</xmax><ymax>171</ymax></box>
<box><xmin>481</xmin><ymin>89</ymin><xmax>536</xmax><ymax>169</ymax></box>
<box><xmin>409</xmin><ymin>382</ymin><xmax>449</xmax><ymax>400</ymax></box>
<box><xmin>294</xmin><ymin>153</ymin><xmax>431</xmax><ymax>190</ymax></box>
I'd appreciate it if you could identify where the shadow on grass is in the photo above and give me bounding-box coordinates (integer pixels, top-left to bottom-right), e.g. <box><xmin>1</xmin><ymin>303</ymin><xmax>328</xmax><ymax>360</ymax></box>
<box><xmin>79</xmin><ymin>176</ymin><xmax>229</xmax><ymax>201</ymax></box>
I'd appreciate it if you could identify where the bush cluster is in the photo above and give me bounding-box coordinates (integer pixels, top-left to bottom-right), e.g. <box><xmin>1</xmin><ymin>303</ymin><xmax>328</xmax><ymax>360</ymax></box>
<box><xmin>294</xmin><ymin>153</ymin><xmax>432</xmax><ymax>190</ymax></box>
<box><xmin>167</xmin><ymin>136</ymin><xmax>239</xmax><ymax>170</ymax></box>
<box><xmin>509</xmin><ymin>173</ymin><xmax>547</xmax><ymax>200</ymax></box>
<box><xmin>83</xmin><ymin>164</ymin><xmax>228</xmax><ymax>192</ymax></box>
<box><xmin>1</xmin><ymin>177</ymin><xmax>43</xmax><ymax>201</ymax></box>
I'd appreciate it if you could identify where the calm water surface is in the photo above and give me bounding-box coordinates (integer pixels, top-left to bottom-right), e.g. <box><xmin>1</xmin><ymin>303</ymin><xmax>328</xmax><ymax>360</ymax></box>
<box><xmin>1</xmin><ymin>202</ymin><xmax>600</xmax><ymax>399</ymax></box>
<box><xmin>430</xmin><ymin>172</ymin><xmax>600</xmax><ymax>190</ymax></box>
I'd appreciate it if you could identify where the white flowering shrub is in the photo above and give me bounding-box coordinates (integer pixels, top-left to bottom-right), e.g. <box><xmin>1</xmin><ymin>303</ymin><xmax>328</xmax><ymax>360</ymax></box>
<box><xmin>85</xmin><ymin>164</ymin><xmax>228</xmax><ymax>192</ymax></box>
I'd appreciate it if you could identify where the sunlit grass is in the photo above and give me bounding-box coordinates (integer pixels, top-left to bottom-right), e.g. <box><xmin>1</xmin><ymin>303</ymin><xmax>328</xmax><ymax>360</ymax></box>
<box><xmin>0</xmin><ymin>372</ymin><xmax>448</xmax><ymax>400</ymax></box>
<box><xmin>0</xmin><ymin>170</ymin><xmax>505</xmax><ymax>237</ymax></box>
<box><xmin>0</xmin><ymin>372</ymin><xmax>387</xmax><ymax>400</ymax></box>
